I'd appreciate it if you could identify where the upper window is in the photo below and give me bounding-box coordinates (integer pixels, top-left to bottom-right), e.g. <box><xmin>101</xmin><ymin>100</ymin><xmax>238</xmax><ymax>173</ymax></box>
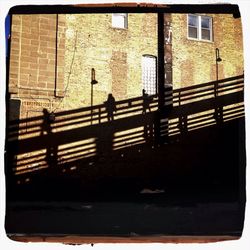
<box><xmin>188</xmin><ymin>14</ymin><xmax>212</xmax><ymax>42</ymax></box>
<box><xmin>112</xmin><ymin>13</ymin><xmax>128</xmax><ymax>29</ymax></box>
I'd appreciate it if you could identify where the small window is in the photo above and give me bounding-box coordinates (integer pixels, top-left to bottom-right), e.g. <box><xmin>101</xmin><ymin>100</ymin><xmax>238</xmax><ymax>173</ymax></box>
<box><xmin>112</xmin><ymin>13</ymin><xmax>128</xmax><ymax>29</ymax></box>
<box><xmin>142</xmin><ymin>55</ymin><xmax>157</xmax><ymax>95</ymax></box>
<box><xmin>188</xmin><ymin>14</ymin><xmax>212</xmax><ymax>41</ymax></box>
<box><xmin>188</xmin><ymin>15</ymin><xmax>198</xmax><ymax>39</ymax></box>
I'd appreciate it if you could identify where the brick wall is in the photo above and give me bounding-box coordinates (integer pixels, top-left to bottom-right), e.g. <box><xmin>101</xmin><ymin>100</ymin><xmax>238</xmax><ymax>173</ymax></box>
<box><xmin>111</xmin><ymin>51</ymin><xmax>128</xmax><ymax>99</ymax></box>
<box><xmin>8</xmin><ymin>13</ymin><xmax>243</xmax><ymax>116</ymax></box>
<box><xmin>171</xmin><ymin>14</ymin><xmax>244</xmax><ymax>89</ymax></box>
<box><xmin>9</xmin><ymin>14</ymin><xmax>66</xmax><ymax>118</ymax></box>
<box><xmin>62</xmin><ymin>13</ymin><xmax>158</xmax><ymax>110</ymax></box>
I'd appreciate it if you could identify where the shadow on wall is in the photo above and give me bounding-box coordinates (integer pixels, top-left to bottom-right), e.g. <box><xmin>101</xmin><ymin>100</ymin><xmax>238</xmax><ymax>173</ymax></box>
<box><xmin>5</xmin><ymin>74</ymin><xmax>245</xmax><ymax>203</ymax></box>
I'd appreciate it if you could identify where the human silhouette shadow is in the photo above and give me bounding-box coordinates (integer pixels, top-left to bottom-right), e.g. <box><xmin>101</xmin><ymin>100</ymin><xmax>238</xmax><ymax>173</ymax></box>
<box><xmin>105</xmin><ymin>93</ymin><xmax>116</xmax><ymax>122</ymax></box>
<box><xmin>95</xmin><ymin>94</ymin><xmax>117</xmax><ymax>167</ymax></box>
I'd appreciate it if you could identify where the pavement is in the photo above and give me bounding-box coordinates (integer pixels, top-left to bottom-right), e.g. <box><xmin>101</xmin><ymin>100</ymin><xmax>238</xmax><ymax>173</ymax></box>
<box><xmin>5</xmin><ymin>198</ymin><xmax>245</xmax><ymax>243</ymax></box>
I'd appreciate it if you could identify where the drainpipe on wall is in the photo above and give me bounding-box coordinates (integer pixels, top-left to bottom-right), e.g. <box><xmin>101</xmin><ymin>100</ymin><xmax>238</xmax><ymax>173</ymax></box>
<box><xmin>164</xmin><ymin>13</ymin><xmax>173</xmax><ymax>108</ymax></box>
<box><xmin>54</xmin><ymin>14</ymin><xmax>59</xmax><ymax>98</ymax></box>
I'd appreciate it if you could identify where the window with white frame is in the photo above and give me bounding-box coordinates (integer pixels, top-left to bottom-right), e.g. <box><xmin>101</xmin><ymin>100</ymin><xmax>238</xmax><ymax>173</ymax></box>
<box><xmin>188</xmin><ymin>14</ymin><xmax>212</xmax><ymax>41</ymax></box>
<box><xmin>112</xmin><ymin>13</ymin><xmax>128</xmax><ymax>29</ymax></box>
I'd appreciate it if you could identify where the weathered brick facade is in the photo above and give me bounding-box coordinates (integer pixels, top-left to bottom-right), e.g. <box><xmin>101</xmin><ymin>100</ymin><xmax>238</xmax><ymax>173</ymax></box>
<box><xmin>63</xmin><ymin>14</ymin><xmax>158</xmax><ymax>109</ymax></box>
<box><xmin>9</xmin><ymin>14</ymin><xmax>66</xmax><ymax>118</ymax></box>
<box><xmin>8</xmin><ymin>13</ymin><xmax>243</xmax><ymax>118</ymax></box>
<box><xmin>171</xmin><ymin>14</ymin><xmax>243</xmax><ymax>89</ymax></box>
<box><xmin>9</xmin><ymin>13</ymin><xmax>158</xmax><ymax>116</ymax></box>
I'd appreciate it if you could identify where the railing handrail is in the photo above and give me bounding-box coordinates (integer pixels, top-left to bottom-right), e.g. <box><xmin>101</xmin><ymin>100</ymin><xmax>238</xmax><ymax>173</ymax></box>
<box><xmin>172</xmin><ymin>74</ymin><xmax>244</xmax><ymax>93</ymax></box>
<box><xmin>7</xmin><ymin>74</ymin><xmax>244</xmax><ymax>138</ymax></box>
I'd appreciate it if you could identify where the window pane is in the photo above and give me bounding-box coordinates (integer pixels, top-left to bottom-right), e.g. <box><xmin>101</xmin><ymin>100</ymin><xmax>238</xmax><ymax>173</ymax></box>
<box><xmin>188</xmin><ymin>15</ymin><xmax>198</xmax><ymax>27</ymax></box>
<box><xmin>142</xmin><ymin>56</ymin><xmax>157</xmax><ymax>95</ymax></box>
<box><xmin>112</xmin><ymin>14</ymin><xmax>127</xmax><ymax>29</ymax></box>
<box><xmin>201</xmin><ymin>17</ymin><xmax>210</xmax><ymax>29</ymax></box>
<box><xmin>202</xmin><ymin>29</ymin><xmax>210</xmax><ymax>40</ymax></box>
<box><xmin>188</xmin><ymin>27</ymin><xmax>198</xmax><ymax>39</ymax></box>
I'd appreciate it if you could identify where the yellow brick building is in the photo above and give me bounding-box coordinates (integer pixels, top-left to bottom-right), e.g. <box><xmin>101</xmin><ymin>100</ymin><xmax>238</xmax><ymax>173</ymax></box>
<box><xmin>7</xmin><ymin>11</ymin><xmax>243</xmax><ymax>118</ymax></box>
<box><xmin>171</xmin><ymin>14</ymin><xmax>243</xmax><ymax>89</ymax></box>
<box><xmin>63</xmin><ymin>13</ymin><xmax>158</xmax><ymax>109</ymax></box>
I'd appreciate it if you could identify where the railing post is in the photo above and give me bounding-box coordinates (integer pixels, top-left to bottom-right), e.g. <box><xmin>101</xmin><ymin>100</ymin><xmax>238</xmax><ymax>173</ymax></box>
<box><xmin>214</xmin><ymin>78</ymin><xmax>223</xmax><ymax>125</ymax></box>
<box><xmin>178</xmin><ymin>115</ymin><xmax>188</xmax><ymax>136</ymax></box>
<box><xmin>156</xmin><ymin>12</ymin><xmax>174</xmax><ymax>145</ymax></box>
<box><xmin>98</xmin><ymin>107</ymin><xmax>101</xmax><ymax>124</ymax></box>
<box><xmin>214</xmin><ymin>80</ymin><xmax>217</xmax><ymax>98</ymax></box>
<box><xmin>158</xmin><ymin>12</ymin><xmax>165</xmax><ymax>110</ymax></box>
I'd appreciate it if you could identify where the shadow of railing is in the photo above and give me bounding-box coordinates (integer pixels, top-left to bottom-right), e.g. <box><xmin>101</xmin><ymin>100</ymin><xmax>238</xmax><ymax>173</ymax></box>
<box><xmin>5</xmin><ymin>75</ymin><xmax>244</xmax><ymax>188</ymax></box>
<box><xmin>167</xmin><ymin>74</ymin><xmax>244</xmax><ymax>137</ymax></box>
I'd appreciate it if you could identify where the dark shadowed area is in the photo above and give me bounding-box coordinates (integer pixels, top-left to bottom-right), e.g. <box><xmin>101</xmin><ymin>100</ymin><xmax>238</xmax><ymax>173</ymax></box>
<box><xmin>5</xmin><ymin>75</ymin><xmax>246</xmax><ymax>237</ymax></box>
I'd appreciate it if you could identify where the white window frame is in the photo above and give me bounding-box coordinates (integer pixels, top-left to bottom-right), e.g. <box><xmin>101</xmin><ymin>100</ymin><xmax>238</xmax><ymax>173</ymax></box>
<box><xmin>112</xmin><ymin>13</ymin><xmax>128</xmax><ymax>29</ymax></box>
<box><xmin>187</xmin><ymin>14</ymin><xmax>213</xmax><ymax>42</ymax></box>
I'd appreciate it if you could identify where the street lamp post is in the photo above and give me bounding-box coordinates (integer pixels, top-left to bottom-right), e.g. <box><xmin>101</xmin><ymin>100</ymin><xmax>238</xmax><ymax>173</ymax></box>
<box><xmin>215</xmin><ymin>48</ymin><xmax>222</xmax><ymax>125</ymax></box>
<box><xmin>215</xmin><ymin>48</ymin><xmax>222</xmax><ymax>97</ymax></box>
<box><xmin>91</xmin><ymin>68</ymin><xmax>98</xmax><ymax>125</ymax></box>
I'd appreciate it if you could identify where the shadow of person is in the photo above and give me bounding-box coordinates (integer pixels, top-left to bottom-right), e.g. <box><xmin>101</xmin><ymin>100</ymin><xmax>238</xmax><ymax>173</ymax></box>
<box><xmin>96</xmin><ymin>94</ymin><xmax>116</xmax><ymax>169</ymax></box>
<box><xmin>105</xmin><ymin>94</ymin><xmax>116</xmax><ymax>122</ymax></box>
<box><xmin>41</xmin><ymin>108</ymin><xmax>57</xmax><ymax>168</ymax></box>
